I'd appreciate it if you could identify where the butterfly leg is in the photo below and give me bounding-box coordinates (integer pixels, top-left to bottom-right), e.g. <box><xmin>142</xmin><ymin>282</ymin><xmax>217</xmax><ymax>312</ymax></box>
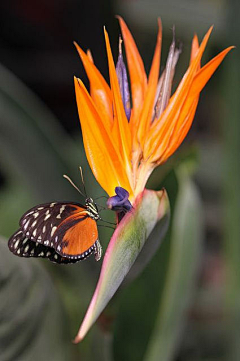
<box><xmin>94</xmin><ymin>240</ymin><xmax>102</xmax><ymax>261</ymax></box>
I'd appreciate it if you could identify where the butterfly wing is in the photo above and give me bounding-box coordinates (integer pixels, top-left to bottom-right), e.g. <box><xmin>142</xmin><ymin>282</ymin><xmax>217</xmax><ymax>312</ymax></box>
<box><xmin>56</xmin><ymin>216</ymin><xmax>99</xmax><ymax>259</ymax></box>
<box><xmin>8</xmin><ymin>201</ymin><xmax>100</xmax><ymax>263</ymax></box>
<box><xmin>8</xmin><ymin>229</ymin><xmax>79</xmax><ymax>264</ymax></box>
<box><xmin>19</xmin><ymin>202</ymin><xmax>85</xmax><ymax>247</ymax></box>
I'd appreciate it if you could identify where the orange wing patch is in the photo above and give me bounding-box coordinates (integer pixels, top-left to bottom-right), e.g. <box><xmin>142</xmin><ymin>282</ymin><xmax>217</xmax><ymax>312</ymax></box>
<box><xmin>60</xmin><ymin>217</ymin><xmax>98</xmax><ymax>256</ymax></box>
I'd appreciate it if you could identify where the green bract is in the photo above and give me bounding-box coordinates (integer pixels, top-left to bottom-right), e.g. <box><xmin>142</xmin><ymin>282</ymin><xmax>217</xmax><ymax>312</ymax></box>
<box><xmin>74</xmin><ymin>188</ymin><xmax>170</xmax><ymax>342</ymax></box>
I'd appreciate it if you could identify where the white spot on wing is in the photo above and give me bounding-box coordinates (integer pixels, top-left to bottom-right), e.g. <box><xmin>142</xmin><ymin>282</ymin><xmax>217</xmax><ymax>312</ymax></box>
<box><xmin>24</xmin><ymin>245</ymin><xmax>29</xmax><ymax>253</ymax></box>
<box><xmin>60</xmin><ymin>205</ymin><xmax>65</xmax><ymax>213</ymax></box>
<box><xmin>25</xmin><ymin>211</ymin><xmax>34</xmax><ymax>217</ymax></box>
<box><xmin>44</xmin><ymin>214</ymin><xmax>51</xmax><ymax>221</ymax></box>
<box><xmin>14</xmin><ymin>240</ymin><xmax>19</xmax><ymax>249</ymax></box>
<box><xmin>24</xmin><ymin>220</ymin><xmax>30</xmax><ymax>230</ymax></box>
<box><xmin>51</xmin><ymin>226</ymin><xmax>57</xmax><ymax>237</ymax></box>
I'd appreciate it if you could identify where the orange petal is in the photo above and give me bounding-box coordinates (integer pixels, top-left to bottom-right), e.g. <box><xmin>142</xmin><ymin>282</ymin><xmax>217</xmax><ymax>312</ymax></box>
<box><xmin>150</xmin><ymin>45</ymin><xmax>234</xmax><ymax>164</ymax></box>
<box><xmin>74</xmin><ymin>77</ymin><xmax>132</xmax><ymax>196</ymax></box>
<box><xmin>74</xmin><ymin>42</ymin><xmax>113</xmax><ymax>129</ymax></box>
<box><xmin>168</xmin><ymin>46</ymin><xmax>234</xmax><ymax>138</ymax></box>
<box><xmin>137</xmin><ymin>19</ymin><xmax>162</xmax><ymax>147</ymax></box>
<box><xmin>189</xmin><ymin>46</ymin><xmax>234</xmax><ymax>98</ymax></box>
<box><xmin>160</xmin><ymin>96</ymin><xmax>199</xmax><ymax>163</ymax></box>
<box><xmin>190</xmin><ymin>34</ymin><xmax>199</xmax><ymax>63</ymax></box>
<box><xmin>118</xmin><ymin>16</ymin><xmax>147</xmax><ymax>123</ymax></box>
<box><xmin>104</xmin><ymin>28</ymin><xmax>132</xmax><ymax>181</ymax></box>
<box><xmin>144</xmin><ymin>26</ymin><xmax>213</xmax><ymax>160</ymax></box>
<box><xmin>86</xmin><ymin>49</ymin><xmax>94</xmax><ymax>63</ymax></box>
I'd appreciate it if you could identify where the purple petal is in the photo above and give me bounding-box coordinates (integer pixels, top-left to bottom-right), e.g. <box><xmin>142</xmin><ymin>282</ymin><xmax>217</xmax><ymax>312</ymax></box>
<box><xmin>116</xmin><ymin>38</ymin><xmax>131</xmax><ymax>121</ymax></box>
<box><xmin>107</xmin><ymin>186</ymin><xmax>132</xmax><ymax>213</ymax></box>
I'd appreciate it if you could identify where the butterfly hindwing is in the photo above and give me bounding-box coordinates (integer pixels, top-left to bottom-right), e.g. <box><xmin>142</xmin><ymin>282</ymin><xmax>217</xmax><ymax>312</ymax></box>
<box><xmin>56</xmin><ymin>216</ymin><xmax>99</xmax><ymax>259</ymax></box>
<box><xmin>8</xmin><ymin>229</ymin><xmax>81</xmax><ymax>264</ymax></box>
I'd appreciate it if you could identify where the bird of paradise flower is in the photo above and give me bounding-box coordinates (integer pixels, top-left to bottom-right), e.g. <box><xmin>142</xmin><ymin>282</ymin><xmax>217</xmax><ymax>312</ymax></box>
<box><xmin>73</xmin><ymin>17</ymin><xmax>233</xmax><ymax>342</ymax></box>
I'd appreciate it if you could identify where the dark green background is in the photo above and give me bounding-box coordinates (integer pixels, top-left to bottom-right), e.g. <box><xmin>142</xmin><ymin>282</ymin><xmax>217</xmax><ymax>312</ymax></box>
<box><xmin>0</xmin><ymin>0</ymin><xmax>239</xmax><ymax>360</ymax></box>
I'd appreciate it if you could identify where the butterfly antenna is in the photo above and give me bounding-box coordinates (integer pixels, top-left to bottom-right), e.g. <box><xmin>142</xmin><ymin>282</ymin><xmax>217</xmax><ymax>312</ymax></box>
<box><xmin>63</xmin><ymin>174</ymin><xmax>85</xmax><ymax>197</ymax></box>
<box><xmin>95</xmin><ymin>202</ymin><xmax>108</xmax><ymax>211</ymax></box>
<box><xmin>98</xmin><ymin>224</ymin><xmax>115</xmax><ymax>230</ymax></box>
<box><xmin>94</xmin><ymin>195</ymin><xmax>108</xmax><ymax>201</ymax></box>
<box><xmin>79</xmin><ymin>166</ymin><xmax>87</xmax><ymax>198</ymax></box>
<box><xmin>99</xmin><ymin>219</ymin><xmax>117</xmax><ymax>226</ymax></box>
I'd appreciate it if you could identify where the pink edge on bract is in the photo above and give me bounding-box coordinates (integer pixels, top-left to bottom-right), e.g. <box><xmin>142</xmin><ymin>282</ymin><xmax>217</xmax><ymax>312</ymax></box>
<box><xmin>73</xmin><ymin>188</ymin><xmax>169</xmax><ymax>343</ymax></box>
<box><xmin>73</xmin><ymin>197</ymin><xmax>140</xmax><ymax>344</ymax></box>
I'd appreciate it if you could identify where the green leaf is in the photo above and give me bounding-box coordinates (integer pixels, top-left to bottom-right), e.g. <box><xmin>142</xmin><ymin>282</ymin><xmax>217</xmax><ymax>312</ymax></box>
<box><xmin>0</xmin><ymin>62</ymin><xmax>84</xmax><ymax>200</ymax></box>
<box><xmin>144</xmin><ymin>165</ymin><xmax>203</xmax><ymax>361</ymax></box>
<box><xmin>0</xmin><ymin>236</ymin><xmax>70</xmax><ymax>360</ymax></box>
<box><xmin>74</xmin><ymin>188</ymin><xmax>170</xmax><ymax>342</ymax></box>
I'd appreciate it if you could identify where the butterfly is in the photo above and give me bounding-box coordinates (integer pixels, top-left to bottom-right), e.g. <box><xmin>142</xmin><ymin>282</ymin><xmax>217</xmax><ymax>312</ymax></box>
<box><xmin>8</xmin><ymin>171</ymin><xmax>102</xmax><ymax>264</ymax></box>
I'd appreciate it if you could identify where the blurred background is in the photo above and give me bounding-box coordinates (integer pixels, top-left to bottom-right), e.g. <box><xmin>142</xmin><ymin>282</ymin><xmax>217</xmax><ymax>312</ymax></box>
<box><xmin>0</xmin><ymin>0</ymin><xmax>239</xmax><ymax>360</ymax></box>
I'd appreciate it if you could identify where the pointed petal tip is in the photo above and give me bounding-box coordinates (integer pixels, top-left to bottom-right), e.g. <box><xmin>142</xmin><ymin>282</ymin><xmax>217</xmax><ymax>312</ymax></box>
<box><xmin>103</xmin><ymin>26</ymin><xmax>109</xmax><ymax>42</ymax></box>
<box><xmin>73</xmin><ymin>334</ymin><xmax>82</xmax><ymax>344</ymax></box>
<box><xmin>227</xmin><ymin>45</ymin><xmax>236</xmax><ymax>51</ymax></box>
<box><xmin>86</xmin><ymin>49</ymin><xmax>94</xmax><ymax>62</ymax></box>
<box><xmin>219</xmin><ymin>45</ymin><xmax>235</xmax><ymax>58</ymax></box>
<box><xmin>157</xmin><ymin>17</ymin><xmax>162</xmax><ymax>37</ymax></box>
<box><xmin>206</xmin><ymin>25</ymin><xmax>213</xmax><ymax>37</ymax></box>
<box><xmin>73</xmin><ymin>76</ymin><xmax>81</xmax><ymax>87</ymax></box>
<box><xmin>74</xmin><ymin>41</ymin><xmax>85</xmax><ymax>57</ymax></box>
<box><xmin>199</xmin><ymin>25</ymin><xmax>213</xmax><ymax>47</ymax></box>
<box><xmin>157</xmin><ymin>17</ymin><xmax>162</xmax><ymax>26</ymax></box>
<box><xmin>116</xmin><ymin>15</ymin><xmax>125</xmax><ymax>26</ymax></box>
<box><xmin>193</xmin><ymin>33</ymin><xmax>199</xmax><ymax>42</ymax></box>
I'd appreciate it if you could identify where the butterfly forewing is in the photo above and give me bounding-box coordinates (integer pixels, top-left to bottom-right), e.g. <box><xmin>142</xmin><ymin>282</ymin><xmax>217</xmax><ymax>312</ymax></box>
<box><xmin>20</xmin><ymin>202</ymin><xmax>87</xmax><ymax>246</ymax></box>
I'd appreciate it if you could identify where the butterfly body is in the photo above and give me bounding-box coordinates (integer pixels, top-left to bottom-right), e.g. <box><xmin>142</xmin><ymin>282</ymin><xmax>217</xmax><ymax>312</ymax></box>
<box><xmin>8</xmin><ymin>198</ymin><xmax>102</xmax><ymax>264</ymax></box>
